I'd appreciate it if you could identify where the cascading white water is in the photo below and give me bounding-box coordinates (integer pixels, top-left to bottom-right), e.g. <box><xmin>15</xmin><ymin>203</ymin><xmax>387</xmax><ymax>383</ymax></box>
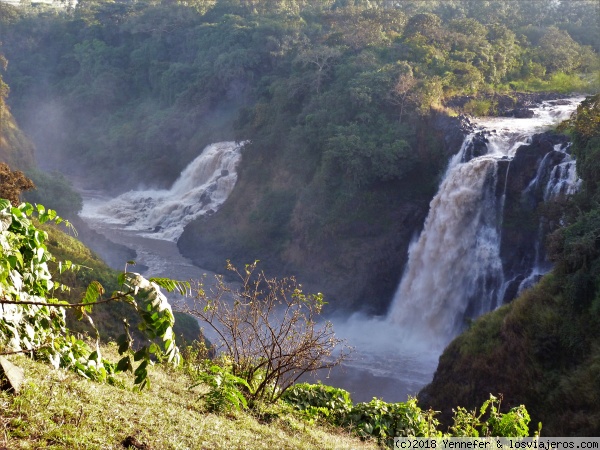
<box><xmin>388</xmin><ymin>143</ymin><xmax>506</xmax><ymax>350</ymax></box>
<box><xmin>544</xmin><ymin>148</ymin><xmax>580</xmax><ymax>200</ymax></box>
<box><xmin>388</xmin><ymin>98</ymin><xmax>584</xmax><ymax>350</ymax></box>
<box><xmin>81</xmin><ymin>141</ymin><xmax>244</xmax><ymax>242</ymax></box>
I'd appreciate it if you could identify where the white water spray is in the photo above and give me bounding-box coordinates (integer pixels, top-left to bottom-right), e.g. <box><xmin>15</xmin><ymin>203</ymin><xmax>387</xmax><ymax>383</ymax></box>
<box><xmin>81</xmin><ymin>141</ymin><xmax>244</xmax><ymax>242</ymax></box>
<box><xmin>388</xmin><ymin>98</ymin><xmax>584</xmax><ymax>350</ymax></box>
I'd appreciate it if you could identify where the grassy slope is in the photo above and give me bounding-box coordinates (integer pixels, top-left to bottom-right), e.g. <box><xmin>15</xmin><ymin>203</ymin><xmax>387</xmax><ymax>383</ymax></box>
<box><xmin>0</xmin><ymin>224</ymin><xmax>377</xmax><ymax>448</ymax></box>
<box><xmin>0</xmin><ymin>346</ymin><xmax>378</xmax><ymax>449</ymax></box>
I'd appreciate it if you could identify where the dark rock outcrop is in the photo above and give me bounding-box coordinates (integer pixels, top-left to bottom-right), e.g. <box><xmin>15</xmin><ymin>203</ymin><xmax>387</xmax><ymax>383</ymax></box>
<box><xmin>506</xmin><ymin>107</ymin><xmax>534</xmax><ymax>118</ymax></box>
<box><xmin>497</xmin><ymin>131</ymin><xmax>571</xmax><ymax>302</ymax></box>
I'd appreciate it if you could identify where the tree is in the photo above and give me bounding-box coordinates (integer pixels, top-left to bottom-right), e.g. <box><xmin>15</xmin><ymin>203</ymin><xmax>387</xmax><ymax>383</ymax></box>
<box><xmin>404</xmin><ymin>12</ymin><xmax>443</xmax><ymax>44</ymax></box>
<box><xmin>295</xmin><ymin>45</ymin><xmax>342</xmax><ymax>94</ymax></box>
<box><xmin>0</xmin><ymin>163</ymin><xmax>35</xmax><ymax>206</ymax></box>
<box><xmin>182</xmin><ymin>261</ymin><xmax>351</xmax><ymax>403</ymax></box>
<box><xmin>387</xmin><ymin>62</ymin><xmax>418</xmax><ymax>123</ymax></box>
<box><xmin>536</xmin><ymin>27</ymin><xmax>583</xmax><ymax>74</ymax></box>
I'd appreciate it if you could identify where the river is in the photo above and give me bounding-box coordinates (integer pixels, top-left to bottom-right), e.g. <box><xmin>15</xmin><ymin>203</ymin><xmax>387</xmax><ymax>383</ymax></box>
<box><xmin>77</xmin><ymin>97</ymin><xmax>582</xmax><ymax>403</ymax></box>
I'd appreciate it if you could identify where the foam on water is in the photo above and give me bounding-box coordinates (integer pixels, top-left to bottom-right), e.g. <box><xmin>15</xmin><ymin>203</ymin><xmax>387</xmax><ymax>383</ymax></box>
<box><xmin>81</xmin><ymin>141</ymin><xmax>244</xmax><ymax>242</ymax></box>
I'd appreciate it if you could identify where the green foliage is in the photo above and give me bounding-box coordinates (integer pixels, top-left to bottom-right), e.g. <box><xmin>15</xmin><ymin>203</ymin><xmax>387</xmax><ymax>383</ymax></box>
<box><xmin>463</xmin><ymin>99</ymin><xmax>494</xmax><ymax>116</ymax></box>
<box><xmin>0</xmin><ymin>200</ymin><xmax>182</xmax><ymax>389</ymax></box>
<box><xmin>509</xmin><ymin>72</ymin><xmax>597</xmax><ymax>94</ymax></box>
<box><xmin>282</xmin><ymin>382</ymin><xmax>353</xmax><ymax>424</ymax></box>
<box><xmin>281</xmin><ymin>384</ymin><xmax>533</xmax><ymax>446</ymax></box>
<box><xmin>449</xmin><ymin>395</ymin><xmax>531</xmax><ymax>437</ymax></box>
<box><xmin>345</xmin><ymin>397</ymin><xmax>439</xmax><ymax>444</ymax></box>
<box><xmin>191</xmin><ymin>363</ymin><xmax>250</xmax><ymax>412</ymax></box>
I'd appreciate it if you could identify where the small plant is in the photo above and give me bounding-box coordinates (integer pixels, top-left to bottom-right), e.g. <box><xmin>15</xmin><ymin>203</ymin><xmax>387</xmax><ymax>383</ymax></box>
<box><xmin>191</xmin><ymin>363</ymin><xmax>250</xmax><ymax>413</ymax></box>
<box><xmin>449</xmin><ymin>394</ymin><xmax>531</xmax><ymax>437</ymax></box>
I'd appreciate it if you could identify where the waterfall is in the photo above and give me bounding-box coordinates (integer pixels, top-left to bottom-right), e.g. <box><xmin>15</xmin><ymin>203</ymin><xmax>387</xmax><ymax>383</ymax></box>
<box><xmin>81</xmin><ymin>141</ymin><xmax>244</xmax><ymax>242</ymax></box>
<box><xmin>388</xmin><ymin>98</ymin><xmax>583</xmax><ymax>350</ymax></box>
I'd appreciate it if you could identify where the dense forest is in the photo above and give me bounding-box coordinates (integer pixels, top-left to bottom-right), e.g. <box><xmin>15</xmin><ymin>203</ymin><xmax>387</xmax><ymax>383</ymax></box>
<box><xmin>2</xmin><ymin>0</ymin><xmax>597</xmax><ymax>312</ymax></box>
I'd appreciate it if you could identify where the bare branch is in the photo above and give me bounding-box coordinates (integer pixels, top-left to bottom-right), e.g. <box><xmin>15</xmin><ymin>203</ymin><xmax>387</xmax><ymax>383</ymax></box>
<box><xmin>178</xmin><ymin>262</ymin><xmax>351</xmax><ymax>402</ymax></box>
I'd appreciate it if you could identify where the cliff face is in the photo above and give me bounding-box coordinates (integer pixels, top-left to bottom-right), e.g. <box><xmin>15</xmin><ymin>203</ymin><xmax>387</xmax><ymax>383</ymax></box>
<box><xmin>178</xmin><ymin>112</ymin><xmax>466</xmax><ymax>314</ymax></box>
<box><xmin>177</xmin><ymin>161</ymin><xmax>432</xmax><ymax>315</ymax></box>
<box><xmin>0</xmin><ymin>108</ymin><xmax>35</xmax><ymax>171</ymax></box>
<box><xmin>498</xmin><ymin>132</ymin><xmax>573</xmax><ymax>301</ymax></box>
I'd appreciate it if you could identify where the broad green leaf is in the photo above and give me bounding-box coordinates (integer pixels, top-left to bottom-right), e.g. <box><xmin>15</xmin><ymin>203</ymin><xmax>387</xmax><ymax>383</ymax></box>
<box><xmin>82</xmin><ymin>281</ymin><xmax>104</xmax><ymax>312</ymax></box>
<box><xmin>116</xmin><ymin>356</ymin><xmax>133</xmax><ymax>372</ymax></box>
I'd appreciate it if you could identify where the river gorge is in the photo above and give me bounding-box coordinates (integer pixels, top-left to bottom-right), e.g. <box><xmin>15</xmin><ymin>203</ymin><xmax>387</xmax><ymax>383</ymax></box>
<box><xmin>77</xmin><ymin>97</ymin><xmax>583</xmax><ymax>403</ymax></box>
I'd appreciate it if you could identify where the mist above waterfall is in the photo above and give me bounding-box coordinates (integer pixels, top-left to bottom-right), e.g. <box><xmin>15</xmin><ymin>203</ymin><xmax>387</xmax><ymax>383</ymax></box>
<box><xmin>81</xmin><ymin>142</ymin><xmax>243</xmax><ymax>242</ymax></box>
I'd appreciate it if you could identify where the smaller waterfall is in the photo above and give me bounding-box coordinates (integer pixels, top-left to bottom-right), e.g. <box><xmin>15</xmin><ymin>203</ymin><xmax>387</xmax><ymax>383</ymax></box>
<box><xmin>544</xmin><ymin>147</ymin><xmax>580</xmax><ymax>200</ymax></box>
<box><xmin>81</xmin><ymin>141</ymin><xmax>244</xmax><ymax>242</ymax></box>
<box><xmin>514</xmin><ymin>142</ymin><xmax>581</xmax><ymax>294</ymax></box>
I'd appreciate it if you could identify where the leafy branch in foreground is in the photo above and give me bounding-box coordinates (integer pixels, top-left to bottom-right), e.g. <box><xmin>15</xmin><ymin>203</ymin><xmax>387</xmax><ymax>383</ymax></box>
<box><xmin>181</xmin><ymin>260</ymin><xmax>352</xmax><ymax>404</ymax></box>
<box><xmin>0</xmin><ymin>199</ymin><xmax>185</xmax><ymax>388</ymax></box>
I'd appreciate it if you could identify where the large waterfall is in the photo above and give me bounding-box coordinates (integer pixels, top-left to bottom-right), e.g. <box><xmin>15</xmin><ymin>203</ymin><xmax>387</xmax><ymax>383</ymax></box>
<box><xmin>81</xmin><ymin>141</ymin><xmax>243</xmax><ymax>242</ymax></box>
<box><xmin>388</xmin><ymin>98</ymin><xmax>583</xmax><ymax>350</ymax></box>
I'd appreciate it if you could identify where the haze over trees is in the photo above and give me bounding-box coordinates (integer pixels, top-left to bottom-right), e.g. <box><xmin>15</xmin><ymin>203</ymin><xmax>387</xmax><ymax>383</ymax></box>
<box><xmin>0</xmin><ymin>0</ymin><xmax>598</xmax><ymax>312</ymax></box>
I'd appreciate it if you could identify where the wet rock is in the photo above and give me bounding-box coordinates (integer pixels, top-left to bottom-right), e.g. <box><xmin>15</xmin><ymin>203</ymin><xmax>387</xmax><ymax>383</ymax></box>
<box><xmin>508</xmin><ymin>108</ymin><xmax>534</xmax><ymax>118</ymax></box>
<box><xmin>499</xmin><ymin>131</ymin><xmax>572</xmax><ymax>303</ymax></box>
<box><xmin>462</xmin><ymin>131</ymin><xmax>489</xmax><ymax>162</ymax></box>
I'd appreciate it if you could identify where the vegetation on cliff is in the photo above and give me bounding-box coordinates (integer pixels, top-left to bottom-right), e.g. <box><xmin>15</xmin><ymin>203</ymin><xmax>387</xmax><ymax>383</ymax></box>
<box><xmin>0</xmin><ymin>0</ymin><xmax>598</xmax><ymax>311</ymax></box>
<box><xmin>420</xmin><ymin>94</ymin><xmax>600</xmax><ymax>436</ymax></box>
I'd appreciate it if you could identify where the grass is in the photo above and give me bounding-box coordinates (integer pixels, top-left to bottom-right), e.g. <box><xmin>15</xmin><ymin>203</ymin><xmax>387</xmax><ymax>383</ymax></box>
<box><xmin>0</xmin><ymin>345</ymin><xmax>378</xmax><ymax>449</ymax></box>
<box><xmin>508</xmin><ymin>72</ymin><xmax>599</xmax><ymax>94</ymax></box>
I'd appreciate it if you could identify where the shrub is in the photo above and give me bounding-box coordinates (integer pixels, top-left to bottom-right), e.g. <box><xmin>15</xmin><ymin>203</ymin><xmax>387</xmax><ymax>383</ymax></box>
<box><xmin>344</xmin><ymin>397</ymin><xmax>439</xmax><ymax>444</ymax></box>
<box><xmin>463</xmin><ymin>99</ymin><xmax>494</xmax><ymax>116</ymax></box>
<box><xmin>191</xmin><ymin>363</ymin><xmax>251</xmax><ymax>413</ymax></box>
<box><xmin>449</xmin><ymin>395</ymin><xmax>531</xmax><ymax>437</ymax></box>
<box><xmin>282</xmin><ymin>382</ymin><xmax>353</xmax><ymax>424</ymax></box>
<box><xmin>183</xmin><ymin>261</ymin><xmax>351</xmax><ymax>403</ymax></box>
